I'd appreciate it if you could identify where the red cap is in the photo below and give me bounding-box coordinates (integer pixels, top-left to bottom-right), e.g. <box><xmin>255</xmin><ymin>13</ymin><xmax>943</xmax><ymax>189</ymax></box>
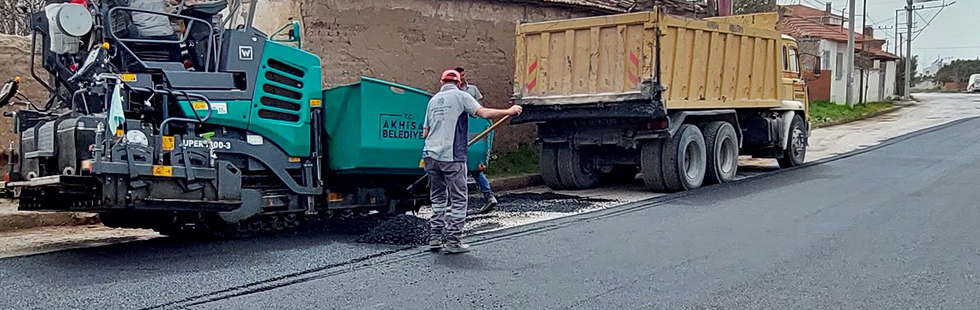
<box><xmin>441</xmin><ymin>70</ymin><xmax>461</xmax><ymax>82</ymax></box>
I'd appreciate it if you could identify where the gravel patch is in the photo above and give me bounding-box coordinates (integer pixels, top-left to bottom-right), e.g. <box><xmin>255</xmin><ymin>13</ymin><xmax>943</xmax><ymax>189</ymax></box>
<box><xmin>491</xmin><ymin>192</ymin><xmax>615</xmax><ymax>213</ymax></box>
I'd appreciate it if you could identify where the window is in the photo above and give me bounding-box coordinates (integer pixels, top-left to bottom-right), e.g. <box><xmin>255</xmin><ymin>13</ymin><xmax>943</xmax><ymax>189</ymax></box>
<box><xmin>822</xmin><ymin>50</ymin><xmax>831</xmax><ymax>70</ymax></box>
<box><xmin>788</xmin><ymin>48</ymin><xmax>800</xmax><ymax>74</ymax></box>
<box><xmin>836</xmin><ymin>52</ymin><xmax>844</xmax><ymax>80</ymax></box>
<box><xmin>782</xmin><ymin>46</ymin><xmax>789</xmax><ymax>71</ymax></box>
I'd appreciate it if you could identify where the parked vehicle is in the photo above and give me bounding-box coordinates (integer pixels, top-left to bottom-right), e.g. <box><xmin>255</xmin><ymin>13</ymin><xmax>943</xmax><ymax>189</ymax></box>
<box><xmin>511</xmin><ymin>9</ymin><xmax>812</xmax><ymax>192</ymax></box>
<box><xmin>967</xmin><ymin>74</ymin><xmax>980</xmax><ymax>92</ymax></box>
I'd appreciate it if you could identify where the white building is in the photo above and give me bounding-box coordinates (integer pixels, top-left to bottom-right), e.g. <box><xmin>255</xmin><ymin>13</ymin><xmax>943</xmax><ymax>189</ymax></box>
<box><xmin>780</xmin><ymin>4</ymin><xmax>900</xmax><ymax>103</ymax></box>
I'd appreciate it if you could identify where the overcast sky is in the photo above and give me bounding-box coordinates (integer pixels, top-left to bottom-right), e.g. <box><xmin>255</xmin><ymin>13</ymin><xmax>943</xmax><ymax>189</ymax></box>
<box><xmin>776</xmin><ymin>0</ymin><xmax>976</xmax><ymax>66</ymax></box>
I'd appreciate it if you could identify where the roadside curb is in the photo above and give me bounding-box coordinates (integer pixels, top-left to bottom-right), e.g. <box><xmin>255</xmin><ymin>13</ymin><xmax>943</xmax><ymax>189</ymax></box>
<box><xmin>0</xmin><ymin>209</ymin><xmax>99</xmax><ymax>233</ymax></box>
<box><xmin>813</xmin><ymin>105</ymin><xmax>903</xmax><ymax>129</ymax></box>
<box><xmin>490</xmin><ymin>174</ymin><xmax>543</xmax><ymax>192</ymax></box>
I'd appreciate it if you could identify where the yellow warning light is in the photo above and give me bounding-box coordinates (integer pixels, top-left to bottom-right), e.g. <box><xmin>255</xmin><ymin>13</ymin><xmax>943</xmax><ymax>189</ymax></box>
<box><xmin>102</xmin><ymin>42</ymin><xmax>110</xmax><ymax>50</ymax></box>
<box><xmin>14</xmin><ymin>76</ymin><xmax>20</xmax><ymax>83</ymax></box>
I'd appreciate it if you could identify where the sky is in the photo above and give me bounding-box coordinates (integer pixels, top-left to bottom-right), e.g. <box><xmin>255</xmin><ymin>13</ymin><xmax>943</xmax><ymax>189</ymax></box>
<box><xmin>776</xmin><ymin>0</ymin><xmax>977</xmax><ymax>69</ymax></box>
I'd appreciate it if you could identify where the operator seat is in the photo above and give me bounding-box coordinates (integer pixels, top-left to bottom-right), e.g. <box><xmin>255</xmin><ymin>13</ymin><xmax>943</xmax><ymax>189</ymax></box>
<box><xmin>181</xmin><ymin>0</ymin><xmax>228</xmax><ymax>72</ymax></box>
<box><xmin>106</xmin><ymin>0</ymin><xmax>183</xmax><ymax>70</ymax></box>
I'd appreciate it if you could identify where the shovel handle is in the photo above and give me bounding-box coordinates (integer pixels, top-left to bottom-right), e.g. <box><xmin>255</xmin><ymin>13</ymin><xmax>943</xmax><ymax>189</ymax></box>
<box><xmin>467</xmin><ymin>115</ymin><xmax>510</xmax><ymax>147</ymax></box>
<box><xmin>408</xmin><ymin>115</ymin><xmax>512</xmax><ymax>191</ymax></box>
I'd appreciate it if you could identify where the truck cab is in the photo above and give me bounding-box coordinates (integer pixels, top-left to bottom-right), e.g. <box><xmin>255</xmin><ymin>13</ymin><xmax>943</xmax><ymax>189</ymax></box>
<box><xmin>780</xmin><ymin>35</ymin><xmax>809</xmax><ymax>121</ymax></box>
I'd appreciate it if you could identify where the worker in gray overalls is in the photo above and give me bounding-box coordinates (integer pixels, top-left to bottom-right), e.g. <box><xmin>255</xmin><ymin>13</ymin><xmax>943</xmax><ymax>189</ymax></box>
<box><xmin>422</xmin><ymin>69</ymin><xmax>522</xmax><ymax>254</ymax></box>
<box><xmin>453</xmin><ymin>67</ymin><xmax>498</xmax><ymax>214</ymax></box>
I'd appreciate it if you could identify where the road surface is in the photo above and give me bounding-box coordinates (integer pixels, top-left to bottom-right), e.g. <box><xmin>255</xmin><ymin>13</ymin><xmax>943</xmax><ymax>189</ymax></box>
<box><xmin>2</xmin><ymin>95</ymin><xmax>980</xmax><ymax>309</ymax></box>
<box><xmin>198</xmin><ymin>115</ymin><xmax>980</xmax><ymax>309</ymax></box>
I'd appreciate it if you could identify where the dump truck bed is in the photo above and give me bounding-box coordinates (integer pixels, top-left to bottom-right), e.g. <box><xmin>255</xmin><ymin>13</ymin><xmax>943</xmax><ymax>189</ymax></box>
<box><xmin>513</xmin><ymin>10</ymin><xmax>785</xmax><ymax>110</ymax></box>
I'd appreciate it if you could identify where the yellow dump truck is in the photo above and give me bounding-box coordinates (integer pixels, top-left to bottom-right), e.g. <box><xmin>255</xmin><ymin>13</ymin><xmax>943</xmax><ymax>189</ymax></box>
<box><xmin>511</xmin><ymin>9</ymin><xmax>811</xmax><ymax>192</ymax></box>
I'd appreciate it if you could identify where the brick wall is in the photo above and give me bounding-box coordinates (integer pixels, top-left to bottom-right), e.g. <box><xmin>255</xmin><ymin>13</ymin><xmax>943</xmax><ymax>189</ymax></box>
<box><xmin>943</xmin><ymin>82</ymin><xmax>967</xmax><ymax>91</ymax></box>
<box><xmin>804</xmin><ymin>70</ymin><xmax>831</xmax><ymax>101</ymax></box>
<box><xmin>299</xmin><ymin>0</ymin><xmax>602</xmax><ymax>152</ymax></box>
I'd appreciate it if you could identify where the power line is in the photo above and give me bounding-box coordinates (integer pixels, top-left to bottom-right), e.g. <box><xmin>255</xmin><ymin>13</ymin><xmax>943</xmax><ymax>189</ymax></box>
<box><xmin>911</xmin><ymin>5</ymin><xmax>946</xmax><ymax>41</ymax></box>
<box><xmin>916</xmin><ymin>46</ymin><xmax>980</xmax><ymax>50</ymax></box>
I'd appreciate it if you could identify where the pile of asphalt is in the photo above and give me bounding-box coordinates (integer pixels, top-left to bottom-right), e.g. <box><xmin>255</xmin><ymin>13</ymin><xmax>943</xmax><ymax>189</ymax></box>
<box><xmin>492</xmin><ymin>192</ymin><xmax>614</xmax><ymax>213</ymax></box>
<box><xmin>356</xmin><ymin>214</ymin><xmax>430</xmax><ymax>245</ymax></box>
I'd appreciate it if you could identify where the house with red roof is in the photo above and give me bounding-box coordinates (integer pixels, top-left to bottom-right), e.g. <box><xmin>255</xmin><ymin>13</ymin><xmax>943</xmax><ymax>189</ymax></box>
<box><xmin>778</xmin><ymin>4</ymin><xmax>899</xmax><ymax>103</ymax></box>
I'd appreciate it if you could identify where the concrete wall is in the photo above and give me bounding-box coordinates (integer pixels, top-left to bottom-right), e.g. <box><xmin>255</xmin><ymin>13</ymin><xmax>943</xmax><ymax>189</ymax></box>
<box><xmin>883</xmin><ymin>60</ymin><xmax>897</xmax><ymax>98</ymax></box>
<box><xmin>298</xmin><ymin>0</ymin><xmax>600</xmax><ymax>152</ymax></box>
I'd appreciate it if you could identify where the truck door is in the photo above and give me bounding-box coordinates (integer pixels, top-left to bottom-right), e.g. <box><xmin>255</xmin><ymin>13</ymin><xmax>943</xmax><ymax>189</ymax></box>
<box><xmin>781</xmin><ymin>44</ymin><xmax>808</xmax><ymax>103</ymax></box>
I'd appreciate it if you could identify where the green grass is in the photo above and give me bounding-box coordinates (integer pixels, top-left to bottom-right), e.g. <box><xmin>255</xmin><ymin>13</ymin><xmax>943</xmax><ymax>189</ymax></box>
<box><xmin>485</xmin><ymin>143</ymin><xmax>539</xmax><ymax>178</ymax></box>
<box><xmin>810</xmin><ymin>100</ymin><xmax>894</xmax><ymax>126</ymax></box>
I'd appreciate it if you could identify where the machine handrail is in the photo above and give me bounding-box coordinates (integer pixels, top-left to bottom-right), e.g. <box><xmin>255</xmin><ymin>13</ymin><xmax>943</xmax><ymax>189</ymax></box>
<box><xmin>105</xmin><ymin>7</ymin><xmax>216</xmax><ymax>72</ymax></box>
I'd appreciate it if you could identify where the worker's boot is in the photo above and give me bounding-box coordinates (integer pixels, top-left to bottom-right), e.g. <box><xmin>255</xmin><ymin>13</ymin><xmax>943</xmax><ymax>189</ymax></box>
<box><xmin>444</xmin><ymin>235</ymin><xmax>470</xmax><ymax>254</ymax></box>
<box><xmin>444</xmin><ymin>242</ymin><xmax>471</xmax><ymax>254</ymax></box>
<box><xmin>428</xmin><ymin>234</ymin><xmax>443</xmax><ymax>252</ymax></box>
<box><xmin>476</xmin><ymin>194</ymin><xmax>498</xmax><ymax>214</ymax></box>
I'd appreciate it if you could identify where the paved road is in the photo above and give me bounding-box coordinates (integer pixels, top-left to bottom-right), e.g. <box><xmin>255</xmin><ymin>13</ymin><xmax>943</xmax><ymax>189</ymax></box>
<box><xmin>2</xmin><ymin>106</ymin><xmax>980</xmax><ymax>309</ymax></box>
<box><xmin>205</xmin><ymin>117</ymin><xmax>980</xmax><ymax>309</ymax></box>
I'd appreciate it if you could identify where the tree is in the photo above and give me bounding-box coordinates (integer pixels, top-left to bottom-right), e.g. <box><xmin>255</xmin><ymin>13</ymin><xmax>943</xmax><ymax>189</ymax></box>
<box><xmin>0</xmin><ymin>0</ymin><xmax>46</xmax><ymax>36</ymax></box>
<box><xmin>934</xmin><ymin>59</ymin><xmax>980</xmax><ymax>84</ymax></box>
<box><xmin>733</xmin><ymin>0</ymin><xmax>776</xmax><ymax>14</ymax></box>
<box><xmin>895</xmin><ymin>56</ymin><xmax>919</xmax><ymax>96</ymax></box>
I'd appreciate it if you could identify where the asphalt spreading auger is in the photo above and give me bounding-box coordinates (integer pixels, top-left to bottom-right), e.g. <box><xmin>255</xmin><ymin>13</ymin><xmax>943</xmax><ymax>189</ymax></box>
<box><xmin>0</xmin><ymin>0</ymin><xmax>495</xmax><ymax>237</ymax></box>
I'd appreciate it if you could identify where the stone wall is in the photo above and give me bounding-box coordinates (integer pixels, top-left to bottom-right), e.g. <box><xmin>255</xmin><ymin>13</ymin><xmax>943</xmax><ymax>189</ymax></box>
<box><xmin>299</xmin><ymin>0</ymin><xmax>605</xmax><ymax>151</ymax></box>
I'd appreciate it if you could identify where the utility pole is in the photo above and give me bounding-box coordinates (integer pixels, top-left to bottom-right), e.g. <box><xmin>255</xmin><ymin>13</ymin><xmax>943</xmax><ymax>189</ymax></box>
<box><xmin>904</xmin><ymin>0</ymin><xmax>913</xmax><ymax>101</ymax></box>
<box><xmin>845</xmin><ymin>0</ymin><xmax>856</xmax><ymax>107</ymax></box>
<box><xmin>859</xmin><ymin>0</ymin><xmax>867</xmax><ymax>104</ymax></box>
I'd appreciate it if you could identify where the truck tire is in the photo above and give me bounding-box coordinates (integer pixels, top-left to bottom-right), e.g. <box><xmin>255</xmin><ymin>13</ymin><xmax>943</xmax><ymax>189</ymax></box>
<box><xmin>640</xmin><ymin>140</ymin><xmax>668</xmax><ymax>192</ymax></box>
<box><xmin>557</xmin><ymin>146</ymin><xmax>600</xmax><ymax>190</ymax></box>
<box><xmin>662</xmin><ymin>124</ymin><xmax>706</xmax><ymax>192</ymax></box>
<box><xmin>777</xmin><ymin>115</ymin><xmax>807</xmax><ymax>168</ymax></box>
<box><xmin>540</xmin><ymin>144</ymin><xmax>565</xmax><ymax>190</ymax></box>
<box><xmin>703</xmin><ymin>121</ymin><xmax>739</xmax><ymax>184</ymax></box>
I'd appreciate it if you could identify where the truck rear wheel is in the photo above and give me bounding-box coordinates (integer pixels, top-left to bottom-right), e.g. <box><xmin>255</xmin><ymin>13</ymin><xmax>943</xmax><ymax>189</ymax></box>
<box><xmin>777</xmin><ymin>115</ymin><xmax>807</xmax><ymax>168</ymax></box>
<box><xmin>662</xmin><ymin>124</ymin><xmax>706</xmax><ymax>192</ymax></box>
<box><xmin>641</xmin><ymin>140</ymin><xmax>668</xmax><ymax>192</ymax></box>
<box><xmin>703</xmin><ymin>121</ymin><xmax>739</xmax><ymax>184</ymax></box>
<box><xmin>540</xmin><ymin>144</ymin><xmax>566</xmax><ymax>190</ymax></box>
<box><xmin>557</xmin><ymin>146</ymin><xmax>600</xmax><ymax>190</ymax></box>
